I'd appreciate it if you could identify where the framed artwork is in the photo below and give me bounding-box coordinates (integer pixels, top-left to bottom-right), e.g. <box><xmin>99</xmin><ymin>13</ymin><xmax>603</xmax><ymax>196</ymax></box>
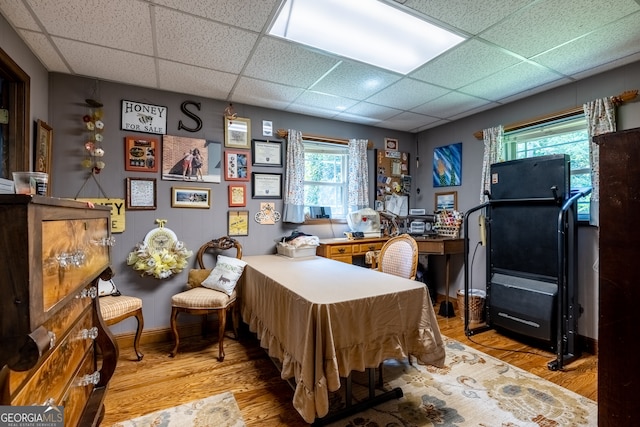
<box><xmin>252</xmin><ymin>139</ymin><xmax>283</xmax><ymax>167</ymax></box>
<box><xmin>224</xmin><ymin>116</ymin><xmax>251</xmax><ymax>149</ymax></box>
<box><xmin>161</xmin><ymin>135</ymin><xmax>221</xmax><ymax>183</ymax></box>
<box><xmin>228</xmin><ymin>184</ymin><xmax>247</xmax><ymax>207</ymax></box>
<box><xmin>224</xmin><ymin>150</ymin><xmax>250</xmax><ymax>181</ymax></box>
<box><xmin>34</xmin><ymin>119</ymin><xmax>53</xmax><ymax>195</ymax></box>
<box><xmin>228</xmin><ymin>210</ymin><xmax>249</xmax><ymax>236</ymax></box>
<box><xmin>433</xmin><ymin>142</ymin><xmax>462</xmax><ymax>187</ymax></box>
<box><xmin>252</xmin><ymin>172</ymin><xmax>282</xmax><ymax>199</ymax></box>
<box><xmin>121</xmin><ymin>99</ymin><xmax>167</xmax><ymax>135</ymax></box>
<box><xmin>126</xmin><ymin>177</ymin><xmax>157</xmax><ymax>210</ymax></box>
<box><xmin>171</xmin><ymin>186</ymin><xmax>211</xmax><ymax>209</ymax></box>
<box><xmin>124</xmin><ymin>135</ymin><xmax>159</xmax><ymax>172</ymax></box>
<box><xmin>435</xmin><ymin>191</ymin><xmax>457</xmax><ymax>212</ymax></box>
<box><xmin>384</xmin><ymin>138</ymin><xmax>398</xmax><ymax>151</ymax></box>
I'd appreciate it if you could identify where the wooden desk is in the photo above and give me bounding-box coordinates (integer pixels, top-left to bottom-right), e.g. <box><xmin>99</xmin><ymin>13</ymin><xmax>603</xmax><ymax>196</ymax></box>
<box><xmin>317</xmin><ymin>236</ymin><xmax>464</xmax><ymax>317</ymax></box>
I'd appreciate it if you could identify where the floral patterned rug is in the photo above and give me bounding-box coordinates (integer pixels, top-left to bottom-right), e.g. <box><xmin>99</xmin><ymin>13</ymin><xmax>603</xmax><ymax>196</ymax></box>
<box><xmin>325</xmin><ymin>337</ymin><xmax>597</xmax><ymax>427</ymax></box>
<box><xmin>112</xmin><ymin>391</ymin><xmax>245</xmax><ymax>427</ymax></box>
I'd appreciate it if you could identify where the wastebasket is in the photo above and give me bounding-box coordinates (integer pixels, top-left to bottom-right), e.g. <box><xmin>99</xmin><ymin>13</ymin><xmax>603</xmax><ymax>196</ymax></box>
<box><xmin>457</xmin><ymin>289</ymin><xmax>486</xmax><ymax>324</ymax></box>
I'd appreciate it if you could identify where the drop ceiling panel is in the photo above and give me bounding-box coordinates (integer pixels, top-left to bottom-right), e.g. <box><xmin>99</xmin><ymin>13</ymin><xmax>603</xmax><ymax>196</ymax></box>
<box><xmin>366</xmin><ymin>79</ymin><xmax>449</xmax><ymax>110</ymax></box>
<box><xmin>19</xmin><ymin>31</ymin><xmax>70</xmax><ymax>73</ymax></box>
<box><xmin>343</xmin><ymin>102</ymin><xmax>404</xmax><ymax>122</ymax></box>
<box><xmin>158</xmin><ymin>61</ymin><xmax>237</xmax><ymax>100</ymax></box>
<box><xmin>233</xmin><ymin>77</ymin><xmax>305</xmax><ymax>110</ymax></box>
<box><xmin>412</xmin><ymin>92</ymin><xmax>492</xmax><ymax>118</ymax></box>
<box><xmin>0</xmin><ymin>0</ymin><xmax>39</xmax><ymax>30</ymax></box>
<box><xmin>310</xmin><ymin>61</ymin><xmax>401</xmax><ymax>101</ymax></box>
<box><xmin>377</xmin><ymin>111</ymin><xmax>440</xmax><ymax>132</ymax></box>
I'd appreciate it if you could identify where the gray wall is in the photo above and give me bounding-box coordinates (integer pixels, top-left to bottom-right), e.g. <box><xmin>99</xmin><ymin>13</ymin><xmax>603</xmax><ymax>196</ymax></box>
<box><xmin>4</xmin><ymin>9</ymin><xmax>640</xmax><ymax>340</ymax></box>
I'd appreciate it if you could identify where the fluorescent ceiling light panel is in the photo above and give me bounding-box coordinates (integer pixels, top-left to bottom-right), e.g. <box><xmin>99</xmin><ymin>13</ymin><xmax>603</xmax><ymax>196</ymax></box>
<box><xmin>270</xmin><ymin>0</ymin><xmax>465</xmax><ymax>75</ymax></box>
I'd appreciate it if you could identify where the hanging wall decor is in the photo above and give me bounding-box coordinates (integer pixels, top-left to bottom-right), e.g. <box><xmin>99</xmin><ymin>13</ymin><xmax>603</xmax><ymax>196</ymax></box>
<box><xmin>82</xmin><ymin>98</ymin><xmax>106</xmax><ymax>174</ymax></box>
<box><xmin>433</xmin><ymin>142</ymin><xmax>462</xmax><ymax>187</ymax></box>
<box><xmin>126</xmin><ymin>219</ymin><xmax>192</xmax><ymax>279</ymax></box>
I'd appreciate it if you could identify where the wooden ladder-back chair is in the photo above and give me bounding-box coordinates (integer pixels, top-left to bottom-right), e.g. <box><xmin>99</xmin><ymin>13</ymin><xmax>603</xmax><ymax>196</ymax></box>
<box><xmin>169</xmin><ymin>236</ymin><xmax>243</xmax><ymax>361</ymax></box>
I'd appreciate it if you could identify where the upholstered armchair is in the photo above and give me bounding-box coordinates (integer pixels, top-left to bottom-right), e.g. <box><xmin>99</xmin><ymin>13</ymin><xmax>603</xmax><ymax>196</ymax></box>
<box><xmin>169</xmin><ymin>236</ymin><xmax>244</xmax><ymax>361</ymax></box>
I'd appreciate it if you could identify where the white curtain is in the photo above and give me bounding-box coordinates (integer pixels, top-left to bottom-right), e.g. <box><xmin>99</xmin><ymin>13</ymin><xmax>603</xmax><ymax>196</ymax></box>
<box><xmin>347</xmin><ymin>139</ymin><xmax>369</xmax><ymax>212</ymax></box>
<box><xmin>479</xmin><ymin>125</ymin><xmax>504</xmax><ymax>203</ymax></box>
<box><xmin>282</xmin><ymin>129</ymin><xmax>305</xmax><ymax>223</ymax></box>
<box><xmin>583</xmin><ymin>97</ymin><xmax>616</xmax><ymax>227</ymax></box>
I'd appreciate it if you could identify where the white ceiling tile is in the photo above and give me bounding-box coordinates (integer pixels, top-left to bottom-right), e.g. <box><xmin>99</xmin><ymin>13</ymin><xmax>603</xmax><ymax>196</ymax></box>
<box><xmin>533</xmin><ymin>11</ymin><xmax>640</xmax><ymax>76</ymax></box>
<box><xmin>412</xmin><ymin>92</ymin><xmax>492</xmax><ymax>118</ymax></box>
<box><xmin>459</xmin><ymin>62</ymin><xmax>566</xmax><ymax>101</ymax></box>
<box><xmin>243</xmin><ymin>37</ymin><xmax>340</xmax><ymax>88</ymax></box>
<box><xmin>155</xmin><ymin>8</ymin><xmax>256</xmax><ymax>73</ymax></box>
<box><xmin>480</xmin><ymin>0</ymin><xmax>640</xmax><ymax>58</ymax></box>
<box><xmin>232</xmin><ymin>77</ymin><xmax>304</xmax><ymax>110</ymax></box>
<box><xmin>403</xmin><ymin>0</ymin><xmax>534</xmax><ymax>35</ymax></box>
<box><xmin>26</xmin><ymin>0</ymin><xmax>154</xmax><ymax>55</ymax></box>
<box><xmin>411</xmin><ymin>39</ymin><xmax>521</xmax><ymax>89</ymax></box>
<box><xmin>294</xmin><ymin>91</ymin><xmax>359</xmax><ymax>112</ymax></box>
<box><xmin>0</xmin><ymin>0</ymin><xmax>39</xmax><ymax>30</ymax></box>
<box><xmin>343</xmin><ymin>102</ymin><xmax>403</xmax><ymax>121</ymax></box>
<box><xmin>331</xmin><ymin>112</ymin><xmax>381</xmax><ymax>127</ymax></box>
<box><xmin>19</xmin><ymin>30</ymin><xmax>70</xmax><ymax>73</ymax></box>
<box><xmin>151</xmin><ymin>0</ymin><xmax>279</xmax><ymax>32</ymax></box>
<box><xmin>377</xmin><ymin>111</ymin><xmax>440</xmax><ymax>132</ymax></box>
<box><xmin>158</xmin><ymin>61</ymin><xmax>237</xmax><ymax>100</ymax></box>
<box><xmin>284</xmin><ymin>104</ymin><xmax>340</xmax><ymax>120</ymax></box>
<box><xmin>54</xmin><ymin>38</ymin><xmax>157</xmax><ymax>88</ymax></box>
<box><xmin>366</xmin><ymin>79</ymin><xmax>449</xmax><ymax>110</ymax></box>
<box><xmin>311</xmin><ymin>61</ymin><xmax>401</xmax><ymax>100</ymax></box>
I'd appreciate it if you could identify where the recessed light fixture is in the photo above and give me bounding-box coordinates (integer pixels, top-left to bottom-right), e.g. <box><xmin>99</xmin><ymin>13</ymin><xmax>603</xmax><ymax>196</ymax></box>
<box><xmin>269</xmin><ymin>0</ymin><xmax>465</xmax><ymax>75</ymax></box>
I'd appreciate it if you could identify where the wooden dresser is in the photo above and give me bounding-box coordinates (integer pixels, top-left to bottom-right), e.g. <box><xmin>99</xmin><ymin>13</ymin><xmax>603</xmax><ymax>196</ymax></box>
<box><xmin>0</xmin><ymin>195</ymin><xmax>118</xmax><ymax>426</ymax></box>
<box><xmin>316</xmin><ymin>237</ymin><xmax>388</xmax><ymax>264</ymax></box>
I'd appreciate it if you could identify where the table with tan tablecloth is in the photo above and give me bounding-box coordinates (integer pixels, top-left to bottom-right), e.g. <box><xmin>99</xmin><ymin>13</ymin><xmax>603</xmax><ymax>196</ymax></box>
<box><xmin>239</xmin><ymin>255</ymin><xmax>445</xmax><ymax>423</ymax></box>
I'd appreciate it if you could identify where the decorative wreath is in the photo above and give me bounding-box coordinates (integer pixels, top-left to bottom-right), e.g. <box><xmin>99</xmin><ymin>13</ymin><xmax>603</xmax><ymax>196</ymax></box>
<box><xmin>126</xmin><ymin>219</ymin><xmax>192</xmax><ymax>279</ymax></box>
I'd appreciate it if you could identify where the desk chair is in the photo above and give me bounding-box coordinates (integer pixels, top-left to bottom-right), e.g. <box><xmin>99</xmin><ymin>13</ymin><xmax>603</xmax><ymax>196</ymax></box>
<box><xmin>99</xmin><ymin>293</ymin><xmax>144</xmax><ymax>361</ymax></box>
<box><xmin>169</xmin><ymin>236</ymin><xmax>243</xmax><ymax>361</ymax></box>
<box><xmin>376</xmin><ymin>233</ymin><xmax>419</xmax><ymax>384</ymax></box>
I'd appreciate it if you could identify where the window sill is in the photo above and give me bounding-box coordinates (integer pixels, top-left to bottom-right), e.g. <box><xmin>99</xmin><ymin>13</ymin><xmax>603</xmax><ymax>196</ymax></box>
<box><xmin>303</xmin><ymin>218</ymin><xmax>347</xmax><ymax>225</ymax></box>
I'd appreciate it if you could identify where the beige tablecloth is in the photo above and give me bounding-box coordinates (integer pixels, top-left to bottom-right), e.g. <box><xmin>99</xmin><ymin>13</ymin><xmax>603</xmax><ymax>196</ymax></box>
<box><xmin>239</xmin><ymin>255</ymin><xmax>445</xmax><ymax>423</ymax></box>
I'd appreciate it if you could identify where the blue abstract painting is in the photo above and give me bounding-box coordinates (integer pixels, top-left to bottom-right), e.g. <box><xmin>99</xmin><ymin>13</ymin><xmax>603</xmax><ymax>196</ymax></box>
<box><xmin>433</xmin><ymin>142</ymin><xmax>462</xmax><ymax>187</ymax></box>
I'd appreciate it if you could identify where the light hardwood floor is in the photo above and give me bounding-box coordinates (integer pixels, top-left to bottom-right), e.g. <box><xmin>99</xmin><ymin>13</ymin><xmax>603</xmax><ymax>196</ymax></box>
<box><xmin>101</xmin><ymin>296</ymin><xmax>597</xmax><ymax>426</ymax></box>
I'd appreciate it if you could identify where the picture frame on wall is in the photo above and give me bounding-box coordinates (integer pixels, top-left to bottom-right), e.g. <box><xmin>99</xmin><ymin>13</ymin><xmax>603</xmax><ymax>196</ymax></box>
<box><xmin>171</xmin><ymin>186</ymin><xmax>211</xmax><ymax>209</ymax></box>
<box><xmin>224</xmin><ymin>150</ymin><xmax>250</xmax><ymax>181</ymax></box>
<box><xmin>161</xmin><ymin>135</ymin><xmax>221</xmax><ymax>183</ymax></box>
<box><xmin>124</xmin><ymin>135</ymin><xmax>159</xmax><ymax>172</ymax></box>
<box><xmin>252</xmin><ymin>139</ymin><xmax>283</xmax><ymax>167</ymax></box>
<box><xmin>384</xmin><ymin>137</ymin><xmax>398</xmax><ymax>151</ymax></box>
<box><xmin>252</xmin><ymin>172</ymin><xmax>282</xmax><ymax>199</ymax></box>
<box><xmin>34</xmin><ymin>119</ymin><xmax>53</xmax><ymax>195</ymax></box>
<box><xmin>126</xmin><ymin>177</ymin><xmax>157</xmax><ymax>210</ymax></box>
<box><xmin>435</xmin><ymin>191</ymin><xmax>457</xmax><ymax>212</ymax></box>
<box><xmin>228</xmin><ymin>184</ymin><xmax>247</xmax><ymax>207</ymax></box>
<box><xmin>224</xmin><ymin>116</ymin><xmax>251</xmax><ymax>149</ymax></box>
<box><xmin>121</xmin><ymin>99</ymin><xmax>167</xmax><ymax>135</ymax></box>
<box><xmin>433</xmin><ymin>142</ymin><xmax>462</xmax><ymax>187</ymax></box>
<box><xmin>228</xmin><ymin>210</ymin><xmax>249</xmax><ymax>236</ymax></box>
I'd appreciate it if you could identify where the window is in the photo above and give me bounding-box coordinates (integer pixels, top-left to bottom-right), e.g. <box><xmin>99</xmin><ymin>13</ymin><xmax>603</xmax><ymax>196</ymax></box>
<box><xmin>503</xmin><ymin>115</ymin><xmax>591</xmax><ymax>222</ymax></box>
<box><xmin>303</xmin><ymin>141</ymin><xmax>349</xmax><ymax>219</ymax></box>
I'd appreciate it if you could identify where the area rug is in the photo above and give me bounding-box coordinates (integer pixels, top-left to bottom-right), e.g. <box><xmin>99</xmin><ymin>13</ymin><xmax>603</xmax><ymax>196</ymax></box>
<box><xmin>324</xmin><ymin>337</ymin><xmax>597</xmax><ymax>427</ymax></box>
<box><xmin>111</xmin><ymin>391</ymin><xmax>245</xmax><ymax>427</ymax></box>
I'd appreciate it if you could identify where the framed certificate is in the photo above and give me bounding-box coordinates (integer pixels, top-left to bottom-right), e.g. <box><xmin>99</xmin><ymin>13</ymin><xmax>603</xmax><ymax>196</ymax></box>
<box><xmin>228</xmin><ymin>210</ymin><xmax>249</xmax><ymax>236</ymax></box>
<box><xmin>251</xmin><ymin>172</ymin><xmax>282</xmax><ymax>199</ymax></box>
<box><xmin>252</xmin><ymin>139</ymin><xmax>283</xmax><ymax>167</ymax></box>
<box><xmin>126</xmin><ymin>177</ymin><xmax>157</xmax><ymax>210</ymax></box>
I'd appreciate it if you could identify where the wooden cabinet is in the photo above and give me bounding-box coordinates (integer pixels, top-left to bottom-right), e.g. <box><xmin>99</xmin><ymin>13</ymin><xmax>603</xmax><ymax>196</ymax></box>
<box><xmin>0</xmin><ymin>195</ymin><xmax>118</xmax><ymax>426</ymax></box>
<box><xmin>317</xmin><ymin>237</ymin><xmax>388</xmax><ymax>264</ymax></box>
<box><xmin>595</xmin><ymin>127</ymin><xmax>640</xmax><ymax>426</ymax></box>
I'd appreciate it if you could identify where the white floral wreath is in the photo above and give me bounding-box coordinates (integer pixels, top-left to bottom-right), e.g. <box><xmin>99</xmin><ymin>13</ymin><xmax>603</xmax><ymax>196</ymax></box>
<box><xmin>127</xmin><ymin>220</ymin><xmax>192</xmax><ymax>279</ymax></box>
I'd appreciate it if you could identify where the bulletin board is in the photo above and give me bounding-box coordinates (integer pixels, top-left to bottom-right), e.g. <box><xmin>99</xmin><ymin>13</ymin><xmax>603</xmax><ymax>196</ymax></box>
<box><xmin>374</xmin><ymin>149</ymin><xmax>410</xmax><ymax>215</ymax></box>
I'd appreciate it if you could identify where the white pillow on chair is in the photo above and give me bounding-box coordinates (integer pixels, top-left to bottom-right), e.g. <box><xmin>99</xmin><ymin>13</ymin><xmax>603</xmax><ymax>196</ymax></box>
<box><xmin>201</xmin><ymin>255</ymin><xmax>247</xmax><ymax>295</ymax></box>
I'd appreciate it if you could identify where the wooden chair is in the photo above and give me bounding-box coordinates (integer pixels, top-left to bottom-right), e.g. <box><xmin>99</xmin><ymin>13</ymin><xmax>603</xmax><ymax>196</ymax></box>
<box><xmin>375</xmin><ymin>233</ymin><xmax>419</xmax><ymax>384</ymax></box>
<box><xmin>99</xmin><ymin>294</ymin><xmax>144</xmax><ymax>361</ymax></box>
<box><xmin>169</xmin><ymin>236</ymin><xmax>242</xmax><ymax>361</ymax></box>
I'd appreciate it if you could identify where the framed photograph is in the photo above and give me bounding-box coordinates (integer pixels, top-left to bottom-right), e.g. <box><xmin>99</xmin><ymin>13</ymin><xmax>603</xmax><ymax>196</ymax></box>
<box><xmin>224</xmin><ymin>150</ymin><xmax>250</xmax><ymax>181</ymax></box>
<box><xmin>433</xmin><ymin>142</ymin><xmax>462</xmax><ymax>187</ymax></box>
<box><xmin>435</xmin><ymin>191</ymin><xmax>457</xmax><ymax>212</ymax></box>
<box><xmin>34</xmin><ymin>119</ymin><xmax>53</xmax><ymax>195</ymax></box>
<box><xmin>121</xmin><ymin>99</ymin><xmax>167</xmax><ymax>135</ymax></box>
<box><xmin>228</xmin><ymin>210</ymin><xmax>249</xmax><ymax>236</ymax></box>
<box><xmin>252</xmin><ymin>139</ymin><xmax>283</xmax><ymax>167</ymax></box>
<box><xmin>385</xmin><ymin>138</ymin><xmax>398</xmax><ymax>151</ymax></box>
<box><xmin>224</xmin><ymin>116</ymin><xmax>251</xmax><ymax>149</ymax></box>
<box><xmin>161</xmin><ymin>135</ymin><xmax>221</xmax><ymax>183</ymax></box>
<box><xmin>126</xmin><ymin>177</ymin><xmax>157</xmax><ymax>210</ymax></box>
<box><xmin>171</xmin><ymin>186</ymin><xmax>211</xmax><ymax>209</ymax></box>
<box><xmin>125</xmin><ymin>135</ymin><xmax>159</xmax><ymax>172</ymax></box>
<box><xmin>252</xmin><ymin>172</ymin><xmax>282</xmax><ymax>199</ymax></box>
<box><xmin>228</xmin><ymin>184</ymin><xmax>247</xmax><ymax>207</ymax></box>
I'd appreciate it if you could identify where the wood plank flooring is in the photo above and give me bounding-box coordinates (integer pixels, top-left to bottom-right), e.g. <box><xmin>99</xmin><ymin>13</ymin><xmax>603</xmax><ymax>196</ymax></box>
<box><xmin>101</xmin><ymin>297</ymin><xmax>597</xmax><ymax>426</ymax></box>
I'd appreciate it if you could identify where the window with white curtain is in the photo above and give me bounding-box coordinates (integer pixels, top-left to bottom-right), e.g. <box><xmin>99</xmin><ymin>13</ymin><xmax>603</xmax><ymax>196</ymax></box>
<box><xmin>503</xmin><ymin>115</ymin><xmax>591</xmax><ymax>222</ymax></box>
<box><xmin>303</xmin><ymin>141</ymin><xmax>349</xmax><ymax>219</ymax></box>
